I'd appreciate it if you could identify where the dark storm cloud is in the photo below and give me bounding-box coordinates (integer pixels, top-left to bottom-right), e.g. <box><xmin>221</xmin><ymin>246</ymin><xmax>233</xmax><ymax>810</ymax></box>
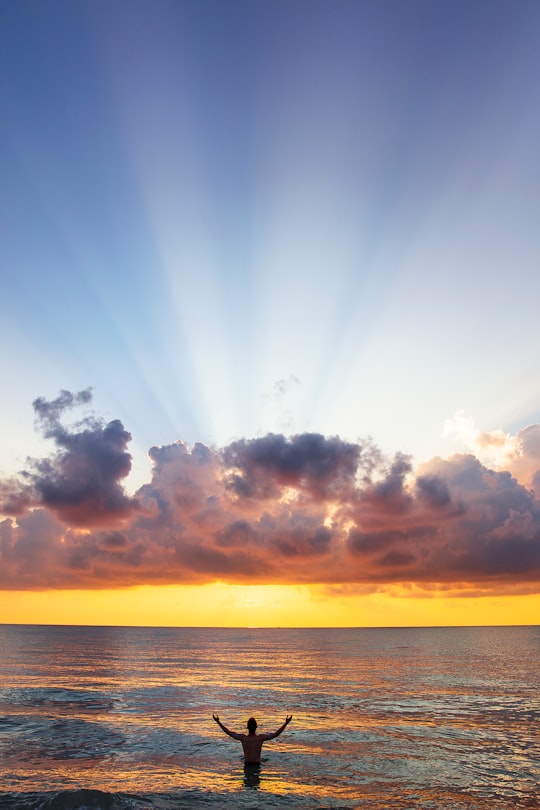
<box><xmin>0</xmin><ymin>389</ymin><xmax>137</xmax><ymax>527</ymax></box>
<box><xmin>360</xmin><ymin>452</ymin><xmax>414</xmax><ymax>514</ymax></box>
<box><xmin>223</xmin><ymin>432</ymin><xmax>362</xmax><ymax>499</ymax></box>
<box><xmin>1</xmin><ymin>391</ymin><xmax>540</xmax><ymax>592</ymax></box>
<box><xmin>215</xmin><ymin>520</ymin><xmax>257</xmax><ymax>548</ymax></box>
<box><xmin>98</xmin><ymin>531</ymin><xmax>130</xmax><ymax>552</ymax></box>
<box><xmin>415</xmin><ymin>474</ymin><xmax>453</xmax><ymax>509</ymax></box>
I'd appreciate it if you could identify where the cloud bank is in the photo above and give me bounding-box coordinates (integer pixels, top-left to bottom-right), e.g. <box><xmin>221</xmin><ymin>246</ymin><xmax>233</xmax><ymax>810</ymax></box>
<box><xmin>1</xmin><ymin>391</ymin><xmax>540</xmax><ymax>593</ymax></box>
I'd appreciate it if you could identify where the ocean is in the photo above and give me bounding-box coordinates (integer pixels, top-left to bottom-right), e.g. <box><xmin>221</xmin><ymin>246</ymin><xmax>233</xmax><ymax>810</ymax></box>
<box><xmin>0</xmin><ymin>624</ymin><xmax>538</xmax><ymax>809</ymax></box>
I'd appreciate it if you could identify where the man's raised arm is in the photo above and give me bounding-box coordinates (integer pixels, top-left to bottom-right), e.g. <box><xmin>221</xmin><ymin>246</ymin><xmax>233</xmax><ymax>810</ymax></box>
<box><xmin>261</xmin><ymin>715</ymin><xmax>293</xmax><ymax>741</ymax></box>
<box><xmin>212</xmin><ymin>714</ymin><xmax>242</xmax><ymax>740</ymax></box>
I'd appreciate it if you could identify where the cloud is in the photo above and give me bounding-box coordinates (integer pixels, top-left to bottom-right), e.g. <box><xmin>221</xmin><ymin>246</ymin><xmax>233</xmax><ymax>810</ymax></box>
<box><xmin>1</xmin><ymin>391</ymin><xmax>540</xmax><ymax>593</ymax></box>
<box><xmin>443</xmin><ymin>410</ymin><xmax>540</xmax><ymax>493</ymax></box>
<box><xmin>0</xmin><ymin>389</ymin><xmax>137</xmax><ymax>527</ymax></box>
<box><xmin>261</xmin><ymin>375</ymin><xmax>301</xmax><ymax>433</ymax></box>
<box><xmin>223</xmin><ymin>432</ymin><xmax>363</xmax><ymax>500</ymax></box>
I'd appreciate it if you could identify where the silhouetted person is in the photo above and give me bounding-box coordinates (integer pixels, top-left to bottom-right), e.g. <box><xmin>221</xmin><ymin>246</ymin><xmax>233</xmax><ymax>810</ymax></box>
<box><xmin>212</xmin><ymin>714</ymin><xmax>292</xmax><ymax>764</ymax></box>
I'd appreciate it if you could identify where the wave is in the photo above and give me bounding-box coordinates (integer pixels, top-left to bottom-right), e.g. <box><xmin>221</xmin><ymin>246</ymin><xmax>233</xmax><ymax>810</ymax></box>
<box><xmin>0</xmin><ymin>789</ymin><xmax>275</xmax><ymax>810</ymax></box>
<box><xmin>0</xmin><ymin>790</ymin><xmax>144</xmax><ymax>810</ymax></box>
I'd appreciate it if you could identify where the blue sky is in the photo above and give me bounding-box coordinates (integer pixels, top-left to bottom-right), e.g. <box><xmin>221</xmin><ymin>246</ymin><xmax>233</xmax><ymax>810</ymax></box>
<box><xmin>2</xmin><ymin>0</ymin><xmax>540</xmax><ymax>493</ymax></box>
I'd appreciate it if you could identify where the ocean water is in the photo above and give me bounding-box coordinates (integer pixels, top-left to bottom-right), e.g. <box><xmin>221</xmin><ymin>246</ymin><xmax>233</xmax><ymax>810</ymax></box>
<box><xmin>0</xmin><ymin>625</ymin><xmax>538</xmax><ymax>809</ymax></box>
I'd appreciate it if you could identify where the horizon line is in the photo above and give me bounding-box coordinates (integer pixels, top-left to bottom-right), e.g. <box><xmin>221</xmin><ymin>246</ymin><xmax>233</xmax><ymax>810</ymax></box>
<box><xmin>1</xmin><ymin>622</ymin><xmax>538</xmax><ymax>630</ymax></box>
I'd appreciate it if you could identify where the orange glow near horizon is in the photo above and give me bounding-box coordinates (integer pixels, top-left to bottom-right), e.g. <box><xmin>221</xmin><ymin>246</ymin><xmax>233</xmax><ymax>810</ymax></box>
<box><xmin>0</xmin><ymin>584</ymin><xmax>538</xmax><ymax>627</ymax></box>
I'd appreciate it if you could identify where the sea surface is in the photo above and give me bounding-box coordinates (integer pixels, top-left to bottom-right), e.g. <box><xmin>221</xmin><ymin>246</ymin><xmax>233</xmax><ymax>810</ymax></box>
<box><xmin>0</xmin><ymin>625</ymin><xmax>538</xmax><ymax>809</ymax></box>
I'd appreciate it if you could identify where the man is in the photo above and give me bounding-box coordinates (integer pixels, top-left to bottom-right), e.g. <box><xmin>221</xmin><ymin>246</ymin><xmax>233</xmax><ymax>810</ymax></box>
<box><xmin>212</xmin><ymin>714</ymin><xmax>292</xmax><ymax>764</ymax></box>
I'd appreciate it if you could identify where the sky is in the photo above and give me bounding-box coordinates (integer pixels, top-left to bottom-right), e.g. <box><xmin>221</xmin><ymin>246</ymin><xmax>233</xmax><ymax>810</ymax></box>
<box><xmin>1</xmin><ymin>0</ymin><xmax>540</xmax><ymax>626</ymax></box>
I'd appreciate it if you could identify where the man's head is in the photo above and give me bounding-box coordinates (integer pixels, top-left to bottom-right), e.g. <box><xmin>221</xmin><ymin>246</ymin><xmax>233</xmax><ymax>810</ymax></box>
<box><xmin>247</xmin><ymin>717</ymin><xmax>257</xmax><ymax>734</ymax></box>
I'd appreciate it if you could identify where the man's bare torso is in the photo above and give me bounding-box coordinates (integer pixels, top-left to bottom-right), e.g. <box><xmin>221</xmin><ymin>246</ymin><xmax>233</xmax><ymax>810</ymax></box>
<box><xmin>238</xmin><ymin>733</ymin><xmax>271</xmax><ymax>763</ymax></box>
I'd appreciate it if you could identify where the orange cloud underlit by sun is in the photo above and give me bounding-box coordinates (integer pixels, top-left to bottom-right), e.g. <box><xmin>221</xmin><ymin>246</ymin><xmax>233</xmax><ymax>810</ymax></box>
<box><xmin>3</xmin><ymin>394</ymin><xmax>540</xmax><ymax>597</ymax></box>
<box><xmin>0</xmin><ymin>584</ymin><xmax>538</xmax><ymax>628</ymax></box>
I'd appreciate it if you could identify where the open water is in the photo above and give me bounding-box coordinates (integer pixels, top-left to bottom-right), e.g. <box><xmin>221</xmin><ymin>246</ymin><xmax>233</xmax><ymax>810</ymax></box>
<box><xmin>0</xmin><ymin>624</ymin><xmax>538</xmax><ymax>809</ymax></box>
